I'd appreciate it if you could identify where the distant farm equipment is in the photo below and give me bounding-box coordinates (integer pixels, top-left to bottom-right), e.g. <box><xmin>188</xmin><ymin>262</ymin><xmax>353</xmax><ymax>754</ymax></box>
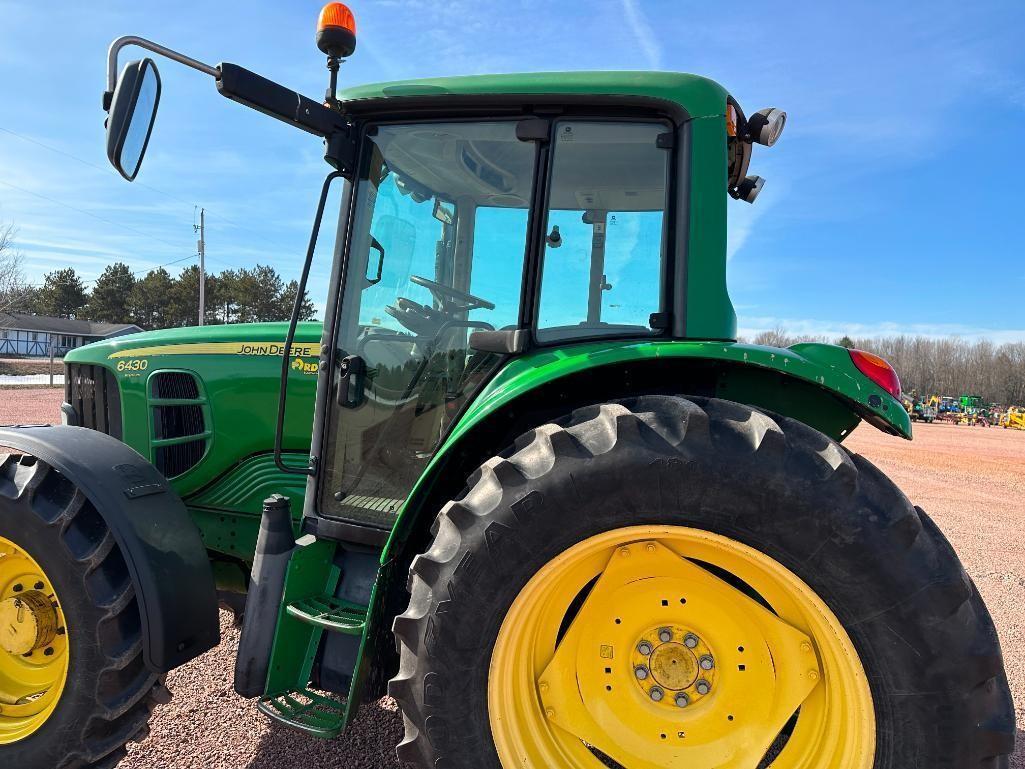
<box><xmin>902</xmin><ymin>394</ymin><xmax>936</xmax><ymax>423</ymax></box>
<box><xmin>1001</xmin><ymin>407</ymin><xmax>1025</xmax><ymax>430</ymax></box>
<box><xmin>914</xmin><ymin>394</ymin><xmax>1002</xmax><ymax>427</ymax></box>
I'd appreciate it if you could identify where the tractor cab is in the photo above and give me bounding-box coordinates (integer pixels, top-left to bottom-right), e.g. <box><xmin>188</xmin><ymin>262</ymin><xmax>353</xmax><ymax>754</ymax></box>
<box><xmin>320</xmin><ymin>116</ymin><xmax>673</xmax><ymax>529</ymax></box>
<box><xmin>101</xmin><ymin>12</ymin><xmax>786</xmax><ymax>542</ymax></box>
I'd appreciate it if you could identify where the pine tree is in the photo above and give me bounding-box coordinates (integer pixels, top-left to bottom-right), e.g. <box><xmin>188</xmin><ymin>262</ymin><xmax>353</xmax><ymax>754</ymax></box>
<box><xmin>130</xmin><ymin>268</ymin><xmax>174</xmax><ymax>329</ymax></box>
<box><xmin>278</xmin><ymin>279</ymin><xmax>317</xmax><ymax>321</ymax></box>
<box><xmin>34</xmin><ymin>268</ymin><xmax>88</xmax><ymax>318</ymax></box>
<box><xmin>88</xmin><ymin>263</ymin><xmax>136</xmax><ymax>323</ymax></box>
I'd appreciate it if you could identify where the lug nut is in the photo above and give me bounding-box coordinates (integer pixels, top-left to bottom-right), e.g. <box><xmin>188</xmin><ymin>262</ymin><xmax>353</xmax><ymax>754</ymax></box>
<box><xmin>12</xmin><ymin>584</ymin><xmax>22</xmax><ymax>593</ymax></box>
<box><xmin>674</xmin><ymin>692</ymin><xmax>690</xmax><ymax>708</ymax></box>
<box><xmin>699</xmin><ymin>654</ymin><xmax>715</xmax><ymax>670</ymax></box>
<box><xmin>695</xmin><ymin>679</ymin><xmax>711</xmax><ymax>695</ymax></box>
<box><xmin>683</xmin><ymin>633</ymin><xmax>699</xmax><ymax>649</ymax></box>
<box><xmin>658</xmin><ymin>627</ymin><xmax>673</xmax><ymax>643</ymax></box>
<box><xmin>649</xmin><ymin>686</ymin><xmax>664</xmax><ymax>702</ymax></box>
<box><xmin>637</xmin><ymin>641</ymin><xmax>653</xmax><ymax>656</ymax></box>
<box><xmin>634</xmin><ymin>665</ymin><xmax>649</xmax><ymax>680</ymax></box>
<box><xmin>33</xmin><ymin>582</ymin><xmax>44</xmax><ymax>590</ymax></box>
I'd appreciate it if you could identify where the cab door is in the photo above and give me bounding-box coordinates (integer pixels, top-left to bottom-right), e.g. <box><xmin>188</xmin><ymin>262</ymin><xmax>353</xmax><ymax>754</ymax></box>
<box><xmin>317</xmin><ymin>121</ymin><xmax>537</xmax><ymax>529</ymax></box>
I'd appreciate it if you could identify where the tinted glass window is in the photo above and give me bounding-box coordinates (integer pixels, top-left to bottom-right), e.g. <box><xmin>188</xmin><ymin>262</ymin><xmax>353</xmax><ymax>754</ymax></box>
<box><xmin>536</xmin><ymin>121</ymin><xmax>669</xmax><ymax>342</ymax></box>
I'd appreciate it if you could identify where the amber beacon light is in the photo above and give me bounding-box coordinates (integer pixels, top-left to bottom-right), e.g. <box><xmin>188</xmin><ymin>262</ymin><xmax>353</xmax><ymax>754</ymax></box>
<box><xmin>317</xmin><ymin>3</ymin><xmax>357</xmax><ymax>58</ymax></box>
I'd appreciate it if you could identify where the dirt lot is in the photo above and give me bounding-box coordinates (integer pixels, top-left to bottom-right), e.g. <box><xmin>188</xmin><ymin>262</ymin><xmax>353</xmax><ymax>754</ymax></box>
<box><xmin>4</xmin><ymin>389</ymin><xmax>1023</xmax><ymax>766</ymax></box>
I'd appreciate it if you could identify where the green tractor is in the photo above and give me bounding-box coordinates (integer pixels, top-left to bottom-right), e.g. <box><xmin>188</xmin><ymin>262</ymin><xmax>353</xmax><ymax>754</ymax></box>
<box><xmin>0</xmin><ymin>4</ymin><xmax>1014</xmax><ymax>767</ymax></box>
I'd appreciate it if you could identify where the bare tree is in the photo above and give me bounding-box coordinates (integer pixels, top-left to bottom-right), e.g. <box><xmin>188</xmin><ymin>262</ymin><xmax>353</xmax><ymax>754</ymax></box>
<box><xmin>742</xmin><ymin>325</ymin><xmax>1025</xmax><ymax>406</ymax></box>
<box><xmin>0</xmin><ymin>223</ymin><xmax>33</xmax><ymax>312</ymax></box>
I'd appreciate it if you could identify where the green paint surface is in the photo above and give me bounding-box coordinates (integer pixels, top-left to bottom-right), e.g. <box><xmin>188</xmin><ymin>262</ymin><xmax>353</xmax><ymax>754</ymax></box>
<box><xmin>338</xmin><ymin>71</ymin><xmax>728</xmax><ymax>119</ymax></box>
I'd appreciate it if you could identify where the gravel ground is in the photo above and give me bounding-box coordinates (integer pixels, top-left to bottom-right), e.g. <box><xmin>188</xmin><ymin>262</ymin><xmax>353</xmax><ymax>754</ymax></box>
<box><xmin>0</xmin><ymin>386</ymin><xmax>63</xmax><ymax>425</ymax></box>
<box><xmin>4</xmin><ymin>389</ymin><xmax>1023</xmax><ymax>765</ymax></box>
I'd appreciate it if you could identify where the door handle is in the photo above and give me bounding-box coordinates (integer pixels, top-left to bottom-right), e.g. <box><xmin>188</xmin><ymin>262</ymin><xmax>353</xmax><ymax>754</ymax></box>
<box><xmin>337</xmin><ymin>354</ymin><xmax>366</xmax><ymax>408</ymax></box>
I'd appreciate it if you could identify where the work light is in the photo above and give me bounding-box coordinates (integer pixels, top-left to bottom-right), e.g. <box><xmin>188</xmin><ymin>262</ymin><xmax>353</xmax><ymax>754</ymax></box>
<box><xmin>747</xmin><ymin>107</ymin><xmax>786</xmax><ymax>147</ymax></box>
<box><xmin>736</xmin><ymin>175</ymin><xmax>764</xmax><ymax>204</ymax></box>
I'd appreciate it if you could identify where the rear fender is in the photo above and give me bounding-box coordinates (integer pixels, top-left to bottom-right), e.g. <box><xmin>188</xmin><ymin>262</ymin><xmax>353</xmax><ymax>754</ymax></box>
<box><xmin>0</xmin><ymin>425</ymin><xmax>219</xmax><ymax>672</ymax></box>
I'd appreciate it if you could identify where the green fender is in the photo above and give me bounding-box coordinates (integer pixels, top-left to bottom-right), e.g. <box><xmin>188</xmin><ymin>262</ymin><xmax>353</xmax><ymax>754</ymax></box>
<box><xmin>382</xmin><ymin>339</ymin><xmax>909</xmax><ymax>560</ymax></box>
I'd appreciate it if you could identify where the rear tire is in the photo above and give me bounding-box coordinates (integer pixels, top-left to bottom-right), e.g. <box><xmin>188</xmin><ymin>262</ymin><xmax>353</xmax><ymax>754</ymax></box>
<box><xmin>0</xmin><ymin>454</ymin><xmax>165</xmax><ymax>769</ymax></box>
<box><xmin>389</xmin><ymin>396</ymin><xmax>1014</xmax><ymax>768</ymax></box>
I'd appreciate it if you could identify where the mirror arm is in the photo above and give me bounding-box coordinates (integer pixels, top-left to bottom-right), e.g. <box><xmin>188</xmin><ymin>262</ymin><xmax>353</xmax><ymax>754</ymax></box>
<box><xmin>104</xmin><ymin>37</ymin><xmax>355</xmax><ymax>172</ymax></box>
<box><xmin>104</xmin><ymin>36</ymin><xmax>218</xmax><ymax>109</ymax></box>
<box><xmin>215</xmin><ymin>63</ymin><xmax>349</xmax><ymax>139</ymax></box>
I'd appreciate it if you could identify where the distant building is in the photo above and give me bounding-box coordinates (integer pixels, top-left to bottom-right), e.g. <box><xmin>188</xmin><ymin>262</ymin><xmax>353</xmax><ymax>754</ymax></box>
<box><xmin>0</xmin><ymin>313</ymin><xmax>140</xmax><ymax>357</ymax></box>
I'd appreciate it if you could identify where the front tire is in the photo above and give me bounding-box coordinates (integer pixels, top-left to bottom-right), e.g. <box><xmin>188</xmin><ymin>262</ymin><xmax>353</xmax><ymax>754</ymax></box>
<box><xmin>389</xmin><ymin>396</ymin><xmax>1014</xmax><ymax>768</ymax></box>
<box><xmin>0</xmin><ymin>454</ymin><xmax>164</xmax><ymax>769</ymax></box>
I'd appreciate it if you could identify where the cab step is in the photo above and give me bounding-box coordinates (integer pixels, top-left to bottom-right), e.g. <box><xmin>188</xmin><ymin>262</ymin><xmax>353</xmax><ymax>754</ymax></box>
<box><xmin>286</xmin><ymin>595</ymin><xmax>368</xmax><ymax>634</ymax></box>
<box><xmin>257</xmin><ymin>688</ymin><xmax>346</xmax><ymax>739</ymax></box>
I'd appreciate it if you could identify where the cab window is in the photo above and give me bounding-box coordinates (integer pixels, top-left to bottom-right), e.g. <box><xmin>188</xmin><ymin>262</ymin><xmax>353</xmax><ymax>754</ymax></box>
<box><xmin>535</xmin><ymin>121</ymin><xmax>669</xmax><ymax>343</ymax></box>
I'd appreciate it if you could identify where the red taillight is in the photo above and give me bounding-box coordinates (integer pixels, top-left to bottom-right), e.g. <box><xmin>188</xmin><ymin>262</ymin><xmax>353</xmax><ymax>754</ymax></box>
<box><xmin>848</xmin><ymin>349</ymin><xmax>901</xmax><ymax>399</ymax></box>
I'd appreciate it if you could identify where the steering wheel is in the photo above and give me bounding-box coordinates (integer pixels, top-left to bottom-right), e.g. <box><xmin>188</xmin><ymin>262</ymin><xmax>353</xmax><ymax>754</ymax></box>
<box><xmin>410</xmin><ymin>275</ymin><xmax>495</xmax><ymax>312</ymax></box>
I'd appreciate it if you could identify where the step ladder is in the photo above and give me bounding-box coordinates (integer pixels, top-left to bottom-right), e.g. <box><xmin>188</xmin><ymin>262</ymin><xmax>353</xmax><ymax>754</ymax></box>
<box><xmin>257</xmin><ymin>595</ymin><xmax>369</xmax><ymax>738</ymax></box>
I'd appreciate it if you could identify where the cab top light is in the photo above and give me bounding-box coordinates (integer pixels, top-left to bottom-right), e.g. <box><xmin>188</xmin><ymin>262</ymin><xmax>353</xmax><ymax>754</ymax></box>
<box><xmin>317</xmin><ymin>2</ymin><xmax>357</xmax><ymax>58</ymax></box>
<box><xmin>849</xmin><ymin>349</ymin><xmax>901</xmax><ymax>399</ymax></box>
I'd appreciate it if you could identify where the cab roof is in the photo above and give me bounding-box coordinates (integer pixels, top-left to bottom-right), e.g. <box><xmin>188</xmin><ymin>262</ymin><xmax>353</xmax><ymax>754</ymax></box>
<box><xmin>336</xmin><ymin>71</ymin><xmax>729</xmax><ymax>120</ymax></box>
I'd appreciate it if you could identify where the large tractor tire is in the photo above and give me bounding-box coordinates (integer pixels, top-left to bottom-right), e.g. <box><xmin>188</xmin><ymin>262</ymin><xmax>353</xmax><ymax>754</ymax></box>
<box><xmin>390</xmin><ymin>396</ymin><xmax>1014</xmax><ymax>768</ymax></box>
<box><xmin>0</xmin><ymin>454</ymin><xmax>165</xmax><ymax>768</ymax></box>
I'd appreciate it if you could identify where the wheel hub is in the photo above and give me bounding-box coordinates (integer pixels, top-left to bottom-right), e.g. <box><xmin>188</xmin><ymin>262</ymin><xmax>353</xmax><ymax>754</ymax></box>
<box><xmin>0</xmin><ymin>535</ymin><xmax>69</xmax><ymax>745</ymax></box>
<box><xmin>0</xmin><ymin>591</ymin><xmax>58</xmax><ymax>656</ymax></box>
<box><xmin>632</xmin><ymin>624</ymin><xmax>717</xmax><ymax>707</ymax></box>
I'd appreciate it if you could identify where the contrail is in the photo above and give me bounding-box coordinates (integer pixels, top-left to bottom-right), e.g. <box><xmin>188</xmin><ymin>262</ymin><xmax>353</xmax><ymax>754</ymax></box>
<box><xmin>620</xmin><ymin>0</ymin><xmax>663</xmax><ymax>70</ymax></box>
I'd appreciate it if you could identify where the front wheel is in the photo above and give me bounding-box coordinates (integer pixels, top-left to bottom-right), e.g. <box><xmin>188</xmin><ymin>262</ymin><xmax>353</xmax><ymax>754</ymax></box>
<box><xmin>0</xmin><ymin>454</ymin><xmax>163</xmax><ymax>769</ymax></box>
<box><xmin>390</xmin><ymin>396</ymin><xmax>1014</xmax><ymax>768</ymax></box>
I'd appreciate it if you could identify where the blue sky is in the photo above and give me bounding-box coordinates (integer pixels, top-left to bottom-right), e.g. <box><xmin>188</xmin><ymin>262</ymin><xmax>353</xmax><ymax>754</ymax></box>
<box><xmin>1</xmin><ymin>0</ymin><xmax>1023</xmax><ymax>340</ymax></box>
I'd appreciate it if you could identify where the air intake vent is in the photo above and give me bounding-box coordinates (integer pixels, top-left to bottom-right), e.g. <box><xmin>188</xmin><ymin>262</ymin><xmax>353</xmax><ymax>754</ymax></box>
<box><xmin>153</xmin><ymin>404</ymin><xmax>205</xmax><ymax>440</ymax></box>
<box><xmin>155</xmin><ymin>440</ymin><xmax>207</xmax><ymax>478</ymax></box>
<box><xmin>65</xmin><ymin>364</ymin><xmax>122</xmax><ymax>439</ymax></box>
<box><xmin>148</xmin><ymin>371</ymin><xmax>208</xmax><ymax>478</ymax></box>
<box><xmin>151</xmin><ymin>371</ymin><xmax>200</xmax><ymax>400</ymax></box>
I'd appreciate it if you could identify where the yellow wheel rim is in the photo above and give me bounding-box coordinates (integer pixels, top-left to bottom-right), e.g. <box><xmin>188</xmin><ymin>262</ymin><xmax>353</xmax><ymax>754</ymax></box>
<box><xmin>0</xmin><ymin>535</ymin><xmax>69</xmax><ymax>744</ymax></box>
<box><xmin>489</xmin><ymin>526</ymin><xmax>874</xmax><ymax>768</ymax></box>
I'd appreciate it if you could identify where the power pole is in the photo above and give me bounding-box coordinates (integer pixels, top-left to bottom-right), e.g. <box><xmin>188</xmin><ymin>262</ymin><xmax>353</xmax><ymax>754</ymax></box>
<box><xmin>195</xmin><ymin>207</ymin><xmax>206</xmax><ymax>326</ymax></box>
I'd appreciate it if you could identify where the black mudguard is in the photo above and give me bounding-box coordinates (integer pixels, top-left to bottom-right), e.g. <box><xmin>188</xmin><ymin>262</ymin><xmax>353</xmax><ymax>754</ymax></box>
<box><xmin>0</xmin><ymin>425</ymin><xmax>219</xmax><ymax>672</ymax></box>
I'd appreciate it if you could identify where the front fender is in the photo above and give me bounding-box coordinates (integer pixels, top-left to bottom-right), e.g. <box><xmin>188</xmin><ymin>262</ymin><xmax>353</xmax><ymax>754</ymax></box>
<box><xmin>0</xmin><ymin>425</ymin><xmax>219</xmax><ymax>672</ymax></box>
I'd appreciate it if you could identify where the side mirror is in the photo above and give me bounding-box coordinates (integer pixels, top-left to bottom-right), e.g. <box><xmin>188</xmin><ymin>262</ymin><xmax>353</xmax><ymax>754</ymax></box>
<box><xmin>106</xmin><ymin>58</ymin><xmax>161</xmax><ymax>181</ymax></box>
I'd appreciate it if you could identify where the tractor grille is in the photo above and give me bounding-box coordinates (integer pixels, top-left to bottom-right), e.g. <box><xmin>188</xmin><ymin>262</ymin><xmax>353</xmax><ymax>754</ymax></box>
<box><xmin>151</xmin><ymin>371</ymin><xmax>200</xmax><ymax>400</ymax></box>
<box><xmin>152</xmin><ymin>404</ymin><xmax>205</xmax><ymax>440</ymax></box>
<box><xmin>154</xmin><ymin>440</ymin><xmax>207</xmax><ymax>478</ymax></box>
<box><xmin>149</xmin><ymin>371</ymin><xmax>208</xmax><ymax>478</ymax></box>
<box><xmin>64</xmin><ymin>364</ymin><xmax>123</xmax><ymax>439</ymax></box>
